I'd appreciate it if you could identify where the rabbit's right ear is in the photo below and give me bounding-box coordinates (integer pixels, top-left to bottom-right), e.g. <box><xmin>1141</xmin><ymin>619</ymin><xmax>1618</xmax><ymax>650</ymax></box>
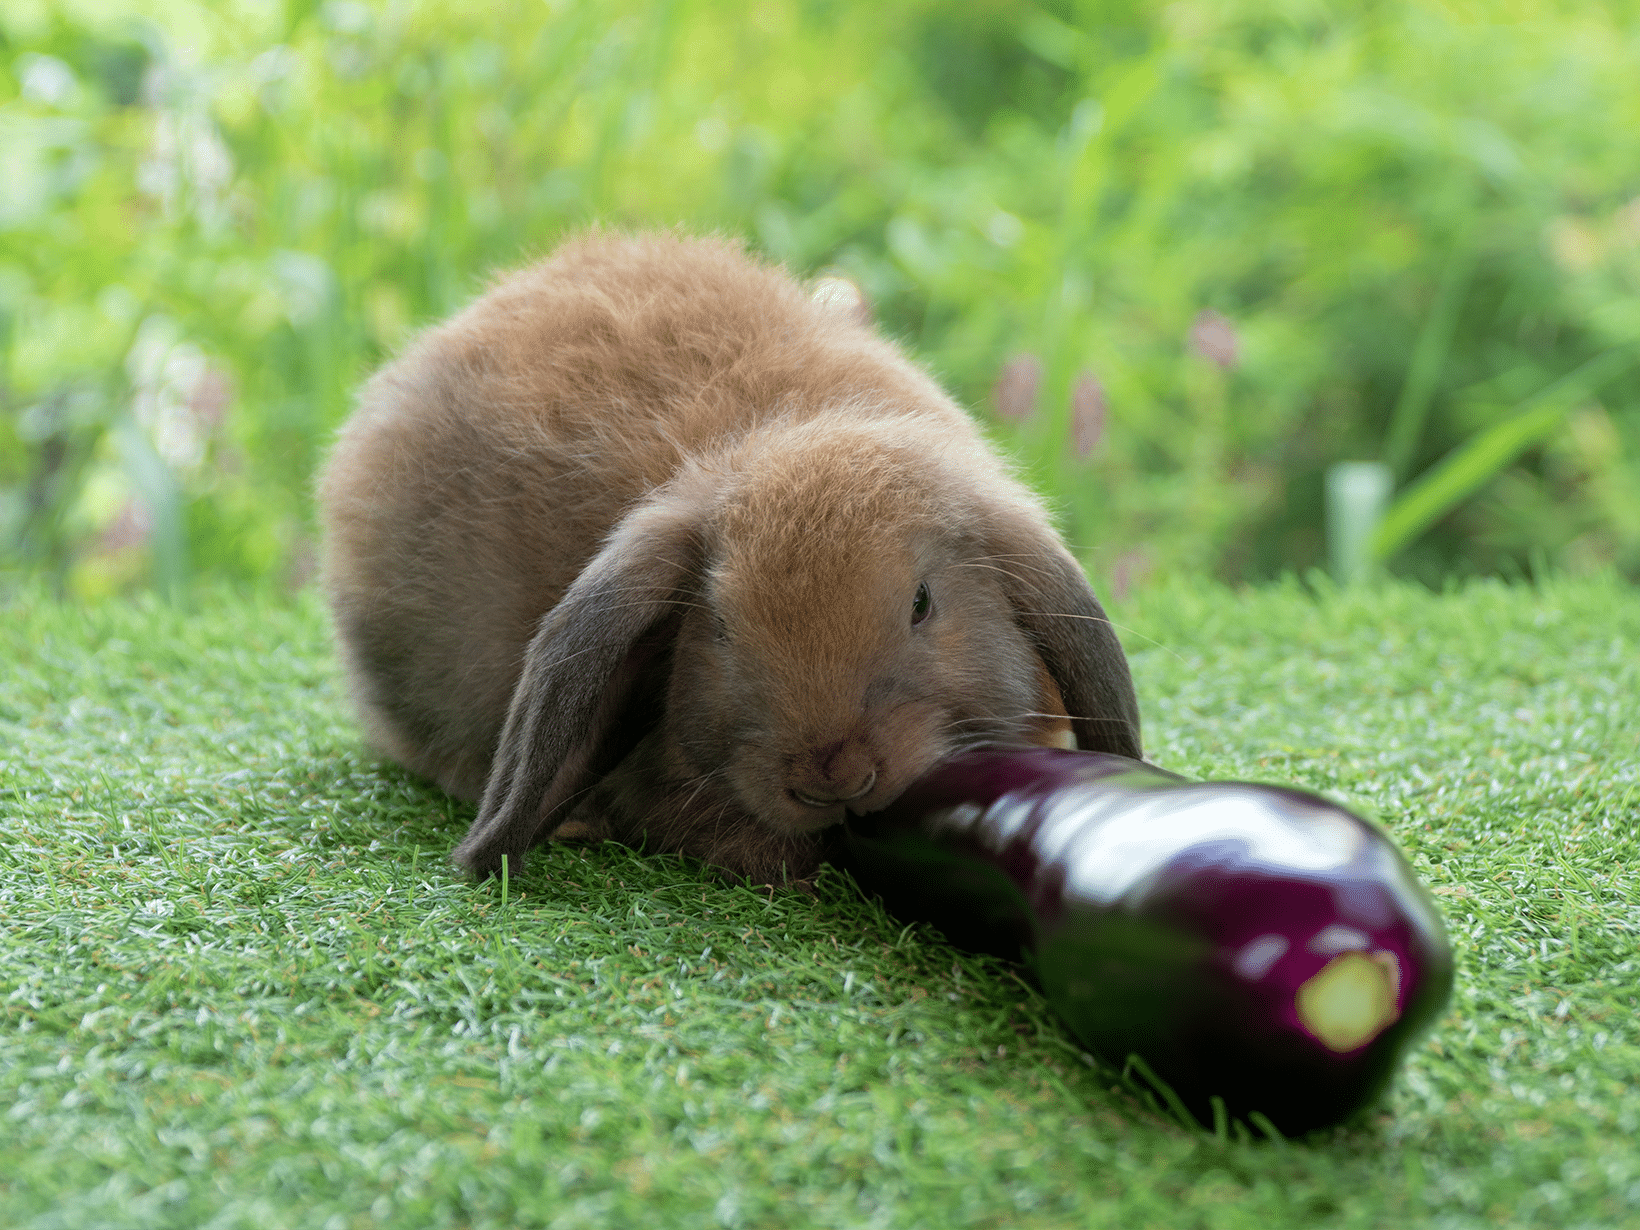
<box><xmin>976</xmin><ymin>502</ymin><xmax>1143</xmax><ymax>761</ymax></box>
<box><xmin>452</xmin><ymin>477</ymin><xmax>711</xmax><ymax>877</ymax></box>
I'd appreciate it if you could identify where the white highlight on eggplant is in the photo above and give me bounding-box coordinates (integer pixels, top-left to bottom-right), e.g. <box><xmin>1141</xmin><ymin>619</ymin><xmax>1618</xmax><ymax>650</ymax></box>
<box><xmin>1232</xmin><ymin>934</ymin><xmax>1290</xmax><ymax>981</ymax></box>
<box><xmin>1017</xmin><ymin>785</ymin><xmax>1366</xmax><ymax>906</ymax></box>
<box><xmin>1308</xmin><ymin>923</ymin><xmax>1372</xmax><ymax>954</ymax></box>
<box><xmin>931</xmin><ymin>802</ymin><xmax>988</xmax><ymax>837</ymax></box>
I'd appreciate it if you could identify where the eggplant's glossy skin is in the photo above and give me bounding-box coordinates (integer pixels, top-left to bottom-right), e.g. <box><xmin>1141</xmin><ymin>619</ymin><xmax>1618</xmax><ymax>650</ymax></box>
<box><xmin>839</xmin><ymin>749</ymin><xmax>1454</xmax><ymax>1135</ymax></box>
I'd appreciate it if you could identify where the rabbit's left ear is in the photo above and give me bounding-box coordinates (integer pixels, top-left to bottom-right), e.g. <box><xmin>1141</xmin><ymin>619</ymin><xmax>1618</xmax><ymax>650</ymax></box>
<box><xmin>980</xmin><ymin>509</ymin><xmax>1142</xmax><ymax>760</ymax></box>
<box><xmin>452</xmin><ymin>475</ymin><xmax>711</xmax><ymax>878</ymax></box>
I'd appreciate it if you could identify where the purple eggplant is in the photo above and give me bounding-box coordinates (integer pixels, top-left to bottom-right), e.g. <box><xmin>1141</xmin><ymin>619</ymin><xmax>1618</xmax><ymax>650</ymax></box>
<box><xmin>837</xmin><ymin>748</ymin><xmax>1454</xmax><ymax>1135</ymax></box>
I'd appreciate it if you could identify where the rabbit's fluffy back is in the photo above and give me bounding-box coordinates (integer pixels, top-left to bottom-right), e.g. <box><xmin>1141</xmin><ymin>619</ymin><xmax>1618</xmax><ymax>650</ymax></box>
<box><xmin>318</xmin><ymin>232</ymin><xmax>1025</xmax><ymax>803</ymax></box>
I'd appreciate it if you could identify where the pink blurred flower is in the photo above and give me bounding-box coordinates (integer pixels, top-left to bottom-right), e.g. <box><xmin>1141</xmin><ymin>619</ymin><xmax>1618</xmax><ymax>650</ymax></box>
<box><xmin>1189</xmin><ymin>309</ymin><xmax>1239</xmax><ymax>370</ymax></box>
<box><xmin>100</xmin><ymin>499</ymin><xmax>153</xmax><ymax>552</ymax></box>
<box><xmin>1109</xmin><ymin>549</ymin><xmax>1151</xmax><ymax>603</ymax></box>
<box><xmin>1071</xmin><ymin>369</ymin><xmax>1107</xmax><ymax>456</ymax></box>
<box><xmin>188</xmin><ymin>366</ymin><xmax>234</xmax><ymax>430</ymax></box>
<box><xmin>284</xmin><ymin>534</ymin><xmax>318</xmax><ymax>592</ymax></box>
<box><xmin>993</xmin><ymin>354</ymin><xmax>1042</xmax><ymax>423</ymax></box>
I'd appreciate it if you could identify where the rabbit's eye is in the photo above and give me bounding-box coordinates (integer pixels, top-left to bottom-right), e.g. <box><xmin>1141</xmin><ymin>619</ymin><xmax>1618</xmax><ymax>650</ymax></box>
<box><xmin>911</xmin><ymin>581</ymin><xmax>932</xmax><ymax>626</ymax></box>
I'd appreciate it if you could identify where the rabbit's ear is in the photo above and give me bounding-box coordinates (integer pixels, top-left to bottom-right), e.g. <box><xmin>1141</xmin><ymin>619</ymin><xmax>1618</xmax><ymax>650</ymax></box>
<box><xmin>982</xmin><ymin>510</ymin><xmax>1143</xmax><ymax>760</ymax></box>
<box><xmin>452</xmin><ymin>480</ymin><xmax>709</xmax><ymax>877</ymax></box>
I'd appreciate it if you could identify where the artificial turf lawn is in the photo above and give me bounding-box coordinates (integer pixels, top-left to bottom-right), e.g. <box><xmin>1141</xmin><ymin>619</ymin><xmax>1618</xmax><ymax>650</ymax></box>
<box><xmin>2</xmin><ymin>576</ymin><xmax>1636</xmax><ymax>1229</ymax></box>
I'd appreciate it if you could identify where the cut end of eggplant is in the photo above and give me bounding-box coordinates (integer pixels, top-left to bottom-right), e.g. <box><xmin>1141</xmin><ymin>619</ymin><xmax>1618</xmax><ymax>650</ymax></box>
<box><xmin>837</xmin><ymin>747</ymin><xmax>1455</xmax><ymax>1136</ymax></box>
<box><xmin>1295</xmin><ymin>950</ymin><xmax>1402</xmax><ymax>1053</ymax></box>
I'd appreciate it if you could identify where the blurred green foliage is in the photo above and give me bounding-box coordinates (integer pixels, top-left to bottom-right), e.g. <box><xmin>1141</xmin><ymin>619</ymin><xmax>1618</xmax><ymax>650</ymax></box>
<box><xmin>2</xmin><ymin>0</ymin><xmax>1638</xmax><ymax>598</ymax></box>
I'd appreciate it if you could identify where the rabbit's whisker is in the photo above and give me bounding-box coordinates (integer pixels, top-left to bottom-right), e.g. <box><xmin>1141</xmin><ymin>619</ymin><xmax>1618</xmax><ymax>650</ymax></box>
<box><xmin>1013</xmin><ymin>610</ymin><xmax>1187</xmax><ymax>664</ymax></box>
<box><xmin>959</xmin><ymin>554</ymin><xmax>1058</xmax><ymax>578</ymax></box>
<box><xmin>673</xmin><ymin>767</ymin><xmax>728</xmax><ymax>815</ymax></box>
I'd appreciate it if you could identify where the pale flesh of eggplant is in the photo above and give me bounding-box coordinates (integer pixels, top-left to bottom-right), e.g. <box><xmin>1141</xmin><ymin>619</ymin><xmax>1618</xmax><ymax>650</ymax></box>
<box><xmin>836</xmin><ymin>748</ymin><xmax>1454</xmax><ymax>1135</ymax></box>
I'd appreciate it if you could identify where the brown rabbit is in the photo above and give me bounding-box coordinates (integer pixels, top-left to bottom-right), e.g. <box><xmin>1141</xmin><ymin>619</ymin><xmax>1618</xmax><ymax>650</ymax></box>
<box><xmin>317</xmin><ymin>231</ymin><xmax>1141</xmax><ymax>885</ymax></box>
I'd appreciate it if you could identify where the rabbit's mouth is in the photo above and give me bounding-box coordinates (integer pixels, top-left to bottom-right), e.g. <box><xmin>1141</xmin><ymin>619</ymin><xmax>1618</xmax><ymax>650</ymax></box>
<box><xmin>780</xmin><ymin>792</ymin><xmax>848</xmax><ymax>832</ymax></box>
<box><xmin>789</xmin><ymin>771</ymin><xmax>876</xmax><ymax>810</ymax></box>
<box><xmin>776</xmin><ymin>778</ymin><xmax>909</xmax><ymax>835</ymax></box>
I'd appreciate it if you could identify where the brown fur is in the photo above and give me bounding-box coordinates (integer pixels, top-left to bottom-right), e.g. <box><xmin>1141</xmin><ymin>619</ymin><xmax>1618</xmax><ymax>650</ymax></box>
<box><xmin>316</xmin><ymin>231</ymin><xmax>1141</xmax><ymax>884</ymax></box>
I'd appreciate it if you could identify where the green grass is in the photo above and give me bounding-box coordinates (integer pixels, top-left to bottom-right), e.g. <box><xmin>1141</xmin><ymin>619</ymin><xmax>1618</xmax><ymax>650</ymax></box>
<box><xmin>2</xmin><ymin>577</ymin><xmax>1637</xmax><ymax>1228</ymax></box>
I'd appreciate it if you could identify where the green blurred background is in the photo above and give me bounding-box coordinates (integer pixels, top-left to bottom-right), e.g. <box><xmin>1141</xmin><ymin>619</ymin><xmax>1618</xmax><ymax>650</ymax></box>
<box><xmin>3</xmin><ymin>0</ymin><xmax>1638</xmax><ymax>600</ymax></box>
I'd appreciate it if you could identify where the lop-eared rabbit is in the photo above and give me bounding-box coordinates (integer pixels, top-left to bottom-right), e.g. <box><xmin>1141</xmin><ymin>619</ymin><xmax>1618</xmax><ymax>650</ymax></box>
<box><xmin>318</xmin><ymin>232</ymin><xmax>1140</xmax><ymax>885</ymax></box>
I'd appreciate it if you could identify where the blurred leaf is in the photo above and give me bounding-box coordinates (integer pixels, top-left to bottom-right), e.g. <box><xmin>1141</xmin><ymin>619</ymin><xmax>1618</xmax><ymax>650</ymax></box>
<box><xmin>110</xmin><ymin>413</ymin><xmax>187</xmax><ymax>601</ymax></box>
<box><xmin>1382</xmin><ymin>241</ymin><xmax>1475</xmax><ymax>482</ymax></box>
<box><xmin>1373</xmin><ymin>347</ymin><xmax>1639</xmax><ymax>562</ymax></box>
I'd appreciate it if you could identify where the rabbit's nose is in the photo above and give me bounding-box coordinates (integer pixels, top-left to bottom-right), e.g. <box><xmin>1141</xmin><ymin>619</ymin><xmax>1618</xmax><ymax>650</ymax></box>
<box><xmin>789</xmin><ymin>740</ymin><xmax>878</xmax><ymax>807</ymax></box>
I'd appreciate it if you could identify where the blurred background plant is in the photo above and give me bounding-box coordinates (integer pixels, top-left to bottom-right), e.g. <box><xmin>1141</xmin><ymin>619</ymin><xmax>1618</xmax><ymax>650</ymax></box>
<box><xmin>2</xmin><ymin>0</ymin><xmax>1637</xmax><ymax>600</ymax></box>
